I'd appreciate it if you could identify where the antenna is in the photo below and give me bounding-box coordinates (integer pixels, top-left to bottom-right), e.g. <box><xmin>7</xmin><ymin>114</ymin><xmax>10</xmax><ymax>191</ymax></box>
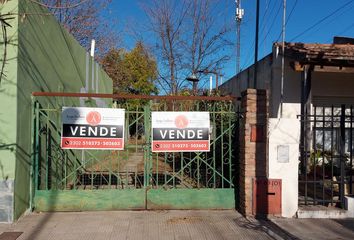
<box><xmin>235</xmin><ymin>0</ymin><xmax>244</xmax><ymax>74</ymax></box>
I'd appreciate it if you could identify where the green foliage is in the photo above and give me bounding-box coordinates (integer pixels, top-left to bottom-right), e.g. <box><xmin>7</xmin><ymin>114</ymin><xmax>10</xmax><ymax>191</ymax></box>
<box><xmin>101</xmin><ymin>41</ymin><xmax>158</xmax><ymax>96</ymax></box>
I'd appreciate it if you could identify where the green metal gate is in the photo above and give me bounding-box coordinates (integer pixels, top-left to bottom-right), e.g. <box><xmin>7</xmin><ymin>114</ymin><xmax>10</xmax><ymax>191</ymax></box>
<box><xmin>31</xmin><ymin>93</ymin><xmax>238</xmax><ymax>211</ymax></box>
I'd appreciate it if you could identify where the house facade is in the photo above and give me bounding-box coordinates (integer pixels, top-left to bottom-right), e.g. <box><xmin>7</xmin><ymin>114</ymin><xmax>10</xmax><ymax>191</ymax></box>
<box><xmin>221</xmin><ymin>37</ymin><xmax>354</xmax><ymax>217</ymax></box>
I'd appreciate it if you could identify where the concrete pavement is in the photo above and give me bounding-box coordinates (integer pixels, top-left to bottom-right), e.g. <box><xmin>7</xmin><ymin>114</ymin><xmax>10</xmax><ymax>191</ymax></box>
<box><xmin>269</xmin><ymin>217</ymin><xmax>354</xmax><ymax>240</ymax></box>
<box><xmin>0</xmin><ymin>210</ymin><xmax>353</xmax><ymax>240</ymax></box>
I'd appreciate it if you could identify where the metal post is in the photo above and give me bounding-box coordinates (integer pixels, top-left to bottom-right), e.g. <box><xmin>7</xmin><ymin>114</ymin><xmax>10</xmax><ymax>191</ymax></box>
<box><xmin>280</xmin><ymin>0</ymin><xmax>287</xmax><ymax>117</ymax></box>
<box><xmin>253</xmin><ymin>0</ymin><xmax>260</xmax><ymax>88</ymax></box>
<box><xmin>30</xmin><ymin>97</ymin><xmax>36</xmax><ymax>211</ymax></box>
<box><xmin>350</xmin><ymin>106</ymin><xmax>353</xmax><ymax>194</ymax></box>
<box><xmin>143</xmin><ymin>101</ymin><xmax>152</xmax><ymax>188</ymax></box>
<box><xmin>340</xmin><ymin>104</ymin><xmax>346</xmax><ymax>208</ymax></box>
<box><xmin>34</xmin><ymin>101</ymin><xmax>40</xmax><ymax>194</ymax></box>
<box><xmin>193</xmin><ymin>81</ymin><xmax>197</xmax><ymax>95</ymax></box>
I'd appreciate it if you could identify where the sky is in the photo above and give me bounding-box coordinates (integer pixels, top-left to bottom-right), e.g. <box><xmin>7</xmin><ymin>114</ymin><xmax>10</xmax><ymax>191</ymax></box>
<box><xmin>105</xmin><ymin>0</ymin><xmax>354</xmax><ymax>85</ymax></box>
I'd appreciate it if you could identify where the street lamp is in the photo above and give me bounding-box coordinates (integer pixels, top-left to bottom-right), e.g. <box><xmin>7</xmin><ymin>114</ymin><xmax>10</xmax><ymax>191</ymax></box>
<box><xmin>186</xmin><ymin>73</ymin><xmax>199</xmax><ymax>95</ymax></box>
<box><xmin>197</xmin><ymin>70</ymin><xmax>222</xmax><ymax>90</ymax></box>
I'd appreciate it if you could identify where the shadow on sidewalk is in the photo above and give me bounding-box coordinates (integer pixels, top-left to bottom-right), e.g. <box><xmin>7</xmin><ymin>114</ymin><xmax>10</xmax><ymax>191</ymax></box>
<box><xmin>333</xmin><ymin>219</ymin><xmax>354</xmax><ymax>233</ymax></box>
<box><xmin>233</xmin><ymin>215</ymin><xmax>301</xmax><ymax>240</ymax></box>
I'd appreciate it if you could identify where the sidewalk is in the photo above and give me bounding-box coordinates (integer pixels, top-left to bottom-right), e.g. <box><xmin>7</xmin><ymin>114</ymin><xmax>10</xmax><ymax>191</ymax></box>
<box><xmin>0</xmin><ymin>210</ymin><xmax>277</xmax><ymax>240</ymax></box>
<box><xmin>0</xmin><ymin>210</ymin><xmax>353</xmax><ymax>240</ymax></box>
<box><xmin>268</xmin><ymin>217</ymin><xmax>354</xmax><ymax>240</ymax></box>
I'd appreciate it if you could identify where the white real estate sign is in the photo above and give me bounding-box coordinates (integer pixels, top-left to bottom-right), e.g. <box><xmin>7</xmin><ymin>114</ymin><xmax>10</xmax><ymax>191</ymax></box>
<box><xmin>61</xmin><ymin>107</ymin><xmax>125</xmax><ymax>150</ymax></box>
<box><xmin>151</xmin><ymin>111</ymin><xmax>210</xmax><ymax>152</ymax></box>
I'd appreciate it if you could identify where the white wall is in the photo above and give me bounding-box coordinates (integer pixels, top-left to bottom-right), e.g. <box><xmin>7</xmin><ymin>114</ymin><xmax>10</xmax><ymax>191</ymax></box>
<box><xmin>268</xmin><ymin>53</ymin><xmax>302</xmax><ymax>217</ymax></box>
<box><xmin>268</xmin><ymin>118</ymin><xmax>300</xmax><ymax>217</ymax></box>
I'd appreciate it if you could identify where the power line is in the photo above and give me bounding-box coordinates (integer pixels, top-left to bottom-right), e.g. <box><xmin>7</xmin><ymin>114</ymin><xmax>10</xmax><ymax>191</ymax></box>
<box><xmin>258</xmin><ymin>1</ymin><xmax>282</xmax><ymax>49</ymax></box>
<box><xmin>336</xmin><ymin>22</ymin><xmax>354</xmax><ymax>36</ymax></box>
<box><xmin>306</xmin><ymin>2</ymin><xmax>354</xmax><ymax>43</ymax></box>
<box><xmin>259</xmin><ymin>0</ymin><xmax>275</xmax><ymax>35</ymax></box>
<box><xmin>275</xmin><ymin>0</ymin><xmax>298</xmax><ymax>42</ymax></box>
<box><xmin>241</xmin><ymin>39</ymin><xmax>255</xmax><ymax>69</ymax></box>
<box><xmin>290</xmin><ymin>0</ymin><xmax>354</xmax><ymax>42</ymax></box>
<box><xmin>241</xmin><ymin>1</ymin><xmax>275</xmax><ymax>70</ymax></box>
<box><xmin>260</xmin><ymin>0</ymin><xmax>273</xmax><ymax>55</ymax></box>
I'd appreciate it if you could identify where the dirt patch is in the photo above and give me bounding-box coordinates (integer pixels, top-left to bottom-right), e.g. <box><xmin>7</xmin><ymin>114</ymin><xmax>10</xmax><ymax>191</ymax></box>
<box><xmin>166</xmin><ymin>216</ymin><xmax>203</xmax><ymax>224</ymax></box>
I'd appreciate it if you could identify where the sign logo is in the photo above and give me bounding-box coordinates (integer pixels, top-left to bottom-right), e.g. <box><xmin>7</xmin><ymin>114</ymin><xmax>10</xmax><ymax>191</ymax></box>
<box><xmin>175</xmin><ymin>115</ymin><xmax>189</xmax><ymax>128</ymax></box>
<box><xmin>86</xmin><ymin>111</ymin><xmax>101</xmax><ymax>126</ymax></box>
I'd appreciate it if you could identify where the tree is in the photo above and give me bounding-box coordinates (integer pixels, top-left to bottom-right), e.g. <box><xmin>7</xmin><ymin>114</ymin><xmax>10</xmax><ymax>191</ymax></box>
<box><xmin>0</xmin><ymin>12</ymin><xmax>14</xmax><ymax>85</ymax></box>
<box><xmin>32</xmin><ymin>0</ymin><xmax>118</xmax><ymax>56</ymax></box>
<box><xmin>101</xmin><ymin>42</ymin><xmax>158</xmax><ymax>95</ymax></box>
<box><xmin>143</xmin><ymin>0</ymin><xmax>234</xmax><ymax>95</ymax></box>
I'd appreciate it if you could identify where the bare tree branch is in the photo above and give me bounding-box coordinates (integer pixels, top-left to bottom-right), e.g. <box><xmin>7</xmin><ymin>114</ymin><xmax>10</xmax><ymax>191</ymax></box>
<box><xmin>29</xmin><ymin>0</ymin><xmax>90</xmax><ymax>9</ymax></box>
<box><xmin>40</xmin><ymin>0</ymin><xmax>119</xmax><ymax>57</ymax></box>
<box><xmin>0</xmin><ymin>14</ymin><xmax>14</xmax><ymax>86</ymax></box>
<box><xmin>142</xmin><ymin>0</ymin><xmax>234</xmax><ymax>94</ymax></box>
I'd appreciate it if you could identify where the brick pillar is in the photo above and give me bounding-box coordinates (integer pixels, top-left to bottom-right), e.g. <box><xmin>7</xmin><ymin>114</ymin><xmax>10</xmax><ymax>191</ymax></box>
<box><xmin>239</xmin><ymin>89</ymin><xmax>268</xmax><ymax>216</ymax></box>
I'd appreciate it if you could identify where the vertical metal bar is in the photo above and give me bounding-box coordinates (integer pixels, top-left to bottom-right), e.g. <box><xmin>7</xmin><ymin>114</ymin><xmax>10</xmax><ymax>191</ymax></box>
<box><xmin>229</xmin><ymin>104</ymin><xmax>232</xmax><ymax>188</ymax></box>
<box><xmin>253</xmin><ymin>0</ymin><xmax>260</xmax><ymax>88</ymax></box>
<box><xmin>164</xmin><ymin>153</ymin><xmax>167</xmax><ymax>185</ymax></box>
<box><xmin>135</xmin><ymin>169</ymin><xmax>137</xmax><ymax>189</ymax></box>
<box><xmin>34</xmin><ymin>101</ymin><xmax>40</xmax><ymax>192</ymax></box>
<box><xmin>156</xmin><ymin>153</ymin><xmax>159</xmax><ymax>187</ymax></box>
<box><xmin>313</xmin><ymin>106</ymin><xmax>317</xmax><ymax>205</ymax></box>
<box><xmin>197</xmin><ymin>101</ymin><xmax>200</xmax><ymax>189</ymax></box>
<box><xmin>173</xmin><ymin>153</ymin><xmax>175</xmax><ymax>187</ymax></box>
<box><xmin>135</xmin><ymin>106</ymin><xmax>138</xmax><ymax>152</ymax></box>
<box><xmin>96</xmin><ymin>63</ymin><xmax>99</xmax><ymax>93</ymax></box>
<box><xmin>91</xmin><ymin>56</ymin><xmax>95</xmax><ymax>91</ymax></box>
<box><xmin>91</xmin><ymin>167</ymin><xmax>94</xmax><ymax>190</ymax></box>
<box><xmin>322</xmin><ymin>107</ymin><xmax>325</xmax><ymax>205</ymax></box>
<box><xmin>30</xmin><ymin>97</ymin><xmax>36</xmax><ymax>210</ymax></box>
<box><xmin>126</xmin><ymin>151</ymin><xmax>129</xmax><ymax>188</ymax></box>
<box><xmin>213</xmin><ymin>102</ymin><xmax>216</xmax><ymax>187</ymax></box>
<box><xmin>189</xmin><ymin>152</ymin><xmax>192</xmax><ymax>182</ymax></box>
<box><xmin>350</xmin><ymin>106</ymin><xmax>353</xmax><ymax>195</ymax></box>
<box><xmin>181</xmin><ymin>152</ymin><xmax>184</xmax><ymax>186</ymax></box>
<box><xmin>163</xmin><ymin>102</ymin><xmax>167</xmax><ymax>185</ymax></box>
<box><xmin>45</xmin><ymin>112</ymin><xmax>49</xmax><ymax>190</ymax></box>
<box><xmin>340</xmin><ymin>104</ymin><xmax>346</xmax><ymax>208</ymax></box>
<box><xmin>331</xmin><ymin>106</ymin><xmax>334</xmax><ymax>205</ymax></box>
<box><xmin>64</xmin><ymin>153</ymin><xmax>67</xmax><ymax>189</ymax></box>
<box><xmin>143</xmin><ymin>102</ymin><xmax>151</xmax><ymax>188</ymax></box>
<box><xmin>109</xmin><ymin>153</ymin><xmax>112</xmax><ymax>189</ymax></box>
<box><xmin>197</xmin><ymin>153</ymin><xmax>200</xmax><ymax>189</ymax></box>
<box><xmin>221</xmin><ymin>109</ymin><xmax>224</xmax><ymax>189</ymax></box>
<box><xmin>117</xmin><ymin>147</ymin><xmax>120</xmax><ymax>188</ymax></box>
<box><xmin>301</xmin><ymin>65</ymin><xmax>310</xmax><ymax>205</ymax></box>
<box><xmin>85</xmin><ymin>52</ymin><xmax>89</xmax><ymax>92</ymax></box>
<box><xmin>304</xmin><ymin>106</ymin><xmax>308</xmax><ymax>205</ymax></box>
<box><xmin>74</xmin><ymin>149</ymin><xmax>77</xmax><ymax>189</ymax></box>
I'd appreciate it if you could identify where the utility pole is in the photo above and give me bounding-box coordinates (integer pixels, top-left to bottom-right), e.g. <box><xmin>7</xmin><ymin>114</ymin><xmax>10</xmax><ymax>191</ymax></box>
<box><xmin>235</xmin><ymin>0</ymin><xmax>244</xmax><ymax>74</ymax></box>
<box><xmin>280</xmin><ymin>0</ymin><xmax>287</xmax><ymax>117</ymax></box>
<box><xmin>57</xmin><ymin>0</ymin><xmax>62</xmax><ymax>23</ymax></box>
<box><xmin>253</xmin><ymin>0</ymin><xmax>260</xmax><ymax>89</ymax></box>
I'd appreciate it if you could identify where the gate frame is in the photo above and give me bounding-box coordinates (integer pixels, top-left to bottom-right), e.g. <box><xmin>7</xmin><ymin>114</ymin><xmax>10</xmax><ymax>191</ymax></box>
<box><xmin>30</xmin><ymin>92</ymin><xmax>238</xmax><ymax>211</ymax></box>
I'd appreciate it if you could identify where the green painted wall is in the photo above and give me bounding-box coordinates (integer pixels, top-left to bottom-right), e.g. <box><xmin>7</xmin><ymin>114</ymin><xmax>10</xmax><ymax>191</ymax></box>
<box><xmin>0</xmin><ymin>0</ymin><xmax>113</xmax><ymax>221</ymax></box>
<box><xmin>0</xmin><ymin>0</ymin><xmax>18</xmax><ymax>181</ymax></box>
<box><xmin>0</xmin><ymin>0</ymin><xmax>19</xmax><ymax>223</ymax></box>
